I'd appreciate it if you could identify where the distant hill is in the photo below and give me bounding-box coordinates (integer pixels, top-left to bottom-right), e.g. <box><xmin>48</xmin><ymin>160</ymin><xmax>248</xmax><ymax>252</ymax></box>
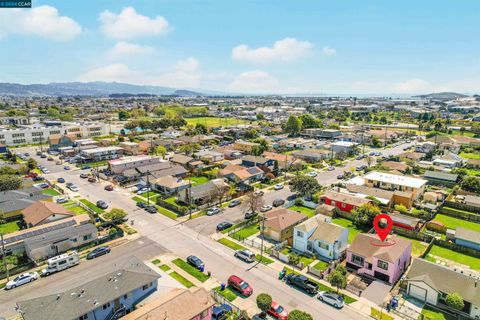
<box><xmin>173</xmin><ymin>89</ymin><xmax>203</xmax><ymax>97</ymax></box>
<box><xmin>0</xmin><ymin>81</ymin><xmax>198</xmax><ymax>97</ymax></box>
<box><xmin>413</xmin><ymin>92</ymin><xmax>469</xmax><ymax>99</ymax></box>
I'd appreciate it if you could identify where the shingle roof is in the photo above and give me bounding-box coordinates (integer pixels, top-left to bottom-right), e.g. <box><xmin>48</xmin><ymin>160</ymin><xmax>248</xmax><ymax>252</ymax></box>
<box><xmin>16</xmin><ymin>257</ymin><xmax>160</xmax><ymax>320</ymax></box>
<box><xmin>423</xmin><ymin>170</ymin><xmax>458</xmax><ymax>182</ymax></box>
<box><xmin>0</xmin><ymin>187</ymin><xmax>51</xmax><ymax>213</ymax></box>
<box><xmin>22</xmin><ymin>201</ymin><xmax>74</xmax><ymax>226</ymax></box>
<box><xmin>348</xmin><ymin>234</ymin><xmax>411</xmax><ymax>263</ymax></box>
<box><xmin>406</xmin><ymin>258</ymin><xmax>480</xmax><ymax>306</ymax></box>
<box><xmin>322</xmin><ymin>190</ymin><xmax>372</xmax><ymax>207</ymax></box>
<box><xmin>455</xmin><ymin>227</ymin><xmax>480</xmax><ymax>245</ymax></box>
<box><xmin>170</xmin><ymin>154</ymin><xmax>194</xmax><ymax>165</ymax></box>
<box><xmin>307</xmin><ymin>220</ymin><xmax>346</xmax><ymax>243</ymax></box>
<box><xmin>264</xmin><ymin>209</ymin><xmax>307</xmax><ymax>231</ymax></box>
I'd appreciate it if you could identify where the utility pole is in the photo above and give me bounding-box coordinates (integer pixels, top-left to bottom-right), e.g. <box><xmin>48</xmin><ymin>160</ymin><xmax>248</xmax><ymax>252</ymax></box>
<box><xmin>188</xmin><ymin>180</ymin><xmax>192</xmax><ymax>219</ymax></box>
<box><xmin>259</xmin><ymin>215</ymin><xmax>265</xmax><ymax>265</ymax></box>
<box><xmin>0</xmin><ymin>210</ymin><xmax>9</xmax><ymax>282</ymax></box>
<box><xmin>146</xmin><ymin>170</ymin><xmax>150</xmax><ymax>206</ymax></box>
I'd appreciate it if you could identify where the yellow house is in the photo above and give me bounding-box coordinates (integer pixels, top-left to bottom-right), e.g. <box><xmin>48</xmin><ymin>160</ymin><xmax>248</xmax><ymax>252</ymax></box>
<box><xmin>233</xmin><ymin>140</ymin><xmax>260</xmax><ymax>154</ymax></box>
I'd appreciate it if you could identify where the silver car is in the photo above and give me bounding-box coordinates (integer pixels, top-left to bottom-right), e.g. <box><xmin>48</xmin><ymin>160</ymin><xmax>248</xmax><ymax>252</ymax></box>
<box><xmin>317</xmin><ymin>291</ymin><xmax>344</xmax><ymax>308</ymax></box>
<box><xmin>234</xmin><ymin>249</ymin><xmax>256</xmax><ymax>263</ymax></box>
<box><xmin>5</xmin><ymin>272</ymin><xmax>39</xmax><ymax>290</ymax></box>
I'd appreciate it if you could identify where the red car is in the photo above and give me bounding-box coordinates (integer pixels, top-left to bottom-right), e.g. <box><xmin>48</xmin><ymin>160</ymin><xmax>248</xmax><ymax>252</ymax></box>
<box><xmin>104</xmin><ymin>185</ymin><xmax>114</xmax><ymax>191</ymax></box>
<box><xmin>268</xmin><ymin>300</ymin><xmax>288</xmax><ymax>320</ymax></box>
<box><xmin>227</xmin><ymin>275</ymin><xmax>253</xmax><ymax>297</ymax></box>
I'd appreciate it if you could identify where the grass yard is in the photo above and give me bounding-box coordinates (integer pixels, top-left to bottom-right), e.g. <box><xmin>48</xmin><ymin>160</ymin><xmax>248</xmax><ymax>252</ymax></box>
<box><xmin>68</xmin><ymin>205</ymin><xmax>90</xmax><ymax>216</ymax></box>
<box><xmin>172</xmin><ymin>258</ymin><xmax>210</xmax><ymax>282</ymax></box>
<box><xmin>256</xmin><ymin>255</ymin><xmax>274</xmax><ymax>265</ymax></box>
<box><xmin>289</xmin><ymin>205</ymin><xmax>316</xmax><ymax>218</ymax></box>
<box><xmin>433</xmin><ymin>214</ymin><xmax>480</xmax><ymax>232</ymax></box>
<box><xmin>79</xmin><ymin>199</ymin><xmax>104</xmax><ymax>214</ymax></box>
<box><xmin>459</xmin><ymin>152</ymin><xmax>480</xmax><ymax>160</ymax></box>
<box><xmin>420</xmin><ymin>305</ymin><xmax>456</xmax><ymax>320</ymax></box>
<box><xmin>187</xmin><ymin>176</ymin><xmax>210</xmax><ymax>186</ymax></box>
<box><xmin>185</xmin><ymin>117</ymin><xmax>252</xmax><ymax>128</ymax></box>
<box><xmin>155</xmin><ymin>205</ymin><xmax>178</xmax><ymax>220</ymax></box>
<box><xmin>425</xmin><ymin>245</ymin><xmax>480</xmax><ymax>271</ymax></box>
<box><xmin>280</xmin><ymin>247</ymin><xmax>315</xmax><ymax>267</ymax></box>
<box><xmin>398</xmin><ymin>236</ymin><xmax>428</xmax><ymax>257</ymax></box>
<box><xmin>312</xmin><ymin>260</ymin><xmax>329</xmax><ymax>271</ymax></box>
<box><xmin>0</xmin><ymin>220</ymin><xmax>21</xmax><ymax>234</ymax></box>
<box><xmin>332</xmin><ymin>218</ymin><xmax>368</xmax><ymax>244</ymax></box>
<box><xmin>214</xmin><ymin>286</ymin><xmax>237</xmax><ymax>302</ymax></box>
<box><xmin>371</xmin><ymin>308</ymin><xmax>394</xmax><ymax>320</ymax></box>
<box><xmin>152</xmin><ymin>259</ymin><xmax>161</xmax><ymax>265</ymax></box>
<box><xmin>42</xmin><ymin>188</ymin><xmax>60</xmax><ymax>196</ymax></box>
<box><xmin>217</xmin><ymin>238</ymin><xmax>246</xmax><ymax>251</ymax></box>
<box><xmin>160</xmin><ymin>264</ymin><xmax>171</xmax><ymax>272</ymax></box>
<box><xmin>230</xmin><ymin>223</ymin><xmax>260</xmax><ymax>239</ymax></box>
<box><xmin>169</xmin><ymin>271</ymin><xmax>195</xmax><ymax>288</ymax></box>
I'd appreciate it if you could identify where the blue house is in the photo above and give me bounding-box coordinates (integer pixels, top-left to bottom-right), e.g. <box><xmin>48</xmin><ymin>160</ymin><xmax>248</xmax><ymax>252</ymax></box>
<box><xmin>16</xmin><ymin>257</ymin><xmax>160</xmax><ymax>320</ymax></box>
<box><xmin>454</xmin><ymin>227</ymin><xmax>480</xmax><ymax>250</ymax></box>
<box><xmin>241</xmin><ymin>155</ymin><xmax>275</xmax><ymax>168</ymax></box>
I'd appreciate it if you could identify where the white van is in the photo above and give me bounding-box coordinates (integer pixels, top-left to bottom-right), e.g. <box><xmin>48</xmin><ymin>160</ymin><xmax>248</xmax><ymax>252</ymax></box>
<box><xmin>42</xmin><ymin>251</ymin><xmax>80</xmax><ymax>276</ymax></box>
<box><xmin>234</xmin><ymin>249</ymin><xmax>256</xmax><ymax>263</ymax></box>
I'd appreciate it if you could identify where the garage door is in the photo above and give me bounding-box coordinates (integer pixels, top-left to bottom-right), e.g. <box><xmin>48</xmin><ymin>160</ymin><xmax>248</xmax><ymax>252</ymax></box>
<box><xmin>408</xmin><ymin>284</ymin><xmax>427</xmax><ymax>303</ymax></box>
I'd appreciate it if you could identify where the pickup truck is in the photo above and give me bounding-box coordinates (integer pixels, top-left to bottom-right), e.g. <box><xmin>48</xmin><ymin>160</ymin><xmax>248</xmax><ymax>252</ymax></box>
<box><xmin>285</xmin><ymin>274</ymin><xmax>319</xmax><ymax>294</ymax></box>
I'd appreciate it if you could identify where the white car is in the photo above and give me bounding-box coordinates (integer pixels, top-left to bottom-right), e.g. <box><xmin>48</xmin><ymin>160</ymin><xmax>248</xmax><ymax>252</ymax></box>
<box><xmin>307</xmin><ymin>171</ymin><xmax>317</xmax><ymax>177</ymax></box>
<box><xmin>5</xmin><ymin>272</ymin><xmax>39</xmax><ymax>290</ymax></box>
<box><xmin>327</xmin><ymin>166</ymin><xmax>335</xmax><ymax>171</ymax></box>
<box><xmin>234</xmin><ymin>249</ymin><xmax>256</xmax><ymax>263</ymax></box>
<box><xmin>41</xmin><ymin>168</ymin><xmax>50</xmax><ymax>174</ymax></box>
<box><xmin>260</xmin><ymin>205</ymin><xmax>273</xmax><ymax>212</ymax></box>
<box><xmin>206</xmin><ymin>207</ymin><xmax>221</xmax><ymax>216</ymax></box>
<box><xmin>67</xmin><ymin>184</ymin><xmax>79</xmax><ymax>192</ymax></box>
<box><xmin>274</xmin><ymin>184</ymin><xmax>284</xmax><ymax>190</ymax></box>
<box><xmin>137</xmin><ymin>187</ymin><xmax>151</xmax><ymax>195</ymax></box>
<box><xmin>317</xmin><ymin>291</ymin><xmax>344</xmax><ymax>309</ymax></box>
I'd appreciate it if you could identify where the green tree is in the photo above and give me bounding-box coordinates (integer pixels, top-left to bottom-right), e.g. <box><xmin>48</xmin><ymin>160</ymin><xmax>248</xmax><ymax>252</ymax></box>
<box><xmin>445</xmin><ymin>292</ymin><xmax>464</xmax><ymax>311</ymax></box>
<box><xmin>273</xmin><ymin>160</ymin><xmax>279</xmax><ymax>176</ymax></box>
<box><xmin>290</xmin><ymin>175</ymin><xmax>321</xmax><ymax>198</ymax></box>
<box><xmin>195</xmin><ymin>123</ymin><xmax>208</xmax><ymax>135</ymax></box>
<box><xmin>461</xmin><ymin>176</ymin><xmax>480</xmax><ymax>193</ymax></box>
<box><xmin>118</xmin><ymin>109</ymin><xmax>131</xmax><ymax>120</ymax></box>
<box><xmin>371</xmin><ymin>136</ymin><xmax>381</xmax><ymax>147</ymax></box>
<box><xmin>256</xmin><ymin>113</ymin><xmax>265</xmax><ymax>120</ymax></box>
<box><xmin>256</xmin><ymin>293</ymin><xmax>272</xmax><ymax>318</ymax></box>
<box><xmin>299</xmin><ymin>114</ymin><xmax>319</xmax><ymax>129</ymax></box>
<box><xmin>285</xmin><ymin>115</ymin><xmax>302</xmax><ymax>136</ymax></box>
<box><xmin>394</xmin><ymin>204</ymin><xmax>408</xmax><ymax>214</ymax></box>
<box><xmin>155</xmin><ymin>145</ymin><xmax>167</xmax><ymax>158</ymax></box>
<box><xmin>0</xmin><ymin>175</ymin><xmax>22</xmax><ymax>191</ymax></box>
<box><xmin>287</xmin><ymin>309</ymin><xmax>313</xmax><ymax>320</ymax></box>
<box><xmin>352</xmin><ymin>203</ymin><xmax>381</xmax><ymax>226</ymax></box>
<box><xmin>27</xmin><ymin>158</ymin><xmax>37</xmax><ymax>170</ymax></box>
<box><xmin>288</xmin><ymin>253</ymin><xmax>301</xmax><ymax>272</ymax></box>
<box><xmin>328</xmin><ymin>268</ymin><xmax>347</xmax><ymax>293</ymax></box>
<box><xmin>103</xmin><ymin>208</ymin><xmax>127</xmax><ymax>223</ymax></box>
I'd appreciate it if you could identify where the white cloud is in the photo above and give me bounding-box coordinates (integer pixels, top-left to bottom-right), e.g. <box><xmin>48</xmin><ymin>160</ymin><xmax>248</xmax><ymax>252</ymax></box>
<box><xmin>228</xmin><ymin>70</ymin><xmax>278</xmax><ymax>93</ymax></box>
<box><xmin>77</xmin><ymin>57</ymin><xmax>201</xmax><ymax>88</ymax></box>
<box><xmin>393</xmin><ymin>78</ymin><xmax>434</xmax><ymax>94</ymax></box>
<box><xmin>99</xmin><ymin>7</ymin><xmax>170</xmax><ymax>39</ymax></box>
<box><xmin>108</xmin><ymin>41</ymin><xmax>155</xmax><ymax>60</ymax></box>
<box><xmin>322</xmin><ymin>46</ymin><xmax>336</xmax><ymax>56</ymax></box>
<box><xmin>232</xmin><ymin>37</ymin><xmax>313</xmax><ymax>63</ymax></box>
<box><xmin>0</xmin><ymin>5</ymin><xmax>81</xmax><ymax>41</ymax></box>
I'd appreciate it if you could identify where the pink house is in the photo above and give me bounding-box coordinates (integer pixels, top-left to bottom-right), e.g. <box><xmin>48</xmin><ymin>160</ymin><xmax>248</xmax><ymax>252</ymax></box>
<box><xmin>123</xmin><ymin>287</ymin><xmax>215</xmax><ymax>320</ymax></box>
<box><xmin>346</xmin><ymin>234</ymin><xmax>412</xmax><ymax>284</ymax></box>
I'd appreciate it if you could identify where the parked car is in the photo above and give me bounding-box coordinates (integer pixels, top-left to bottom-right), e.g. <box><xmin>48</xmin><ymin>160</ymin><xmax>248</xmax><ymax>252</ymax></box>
<box><xmin>234</xmin><ymin>249</ymin><xmax>256</xmax><ymax>263</ymax></box>
<box><xmin>145</xmin><ymin>205</ymin><xmax>157</xmax><ymax>214</ymax></box>
<box><xmin>5</xmin><ymin>272</ymin><xmax>39</xmax><ymax>290</ymax></box>
<box><xmin>307</xmin><ymin>171</ymin><xmax>317</xmax><ymax>177</ymax></box>
<box><xmin>228</xmin><ymin>199</ymin><xmax>241</xmax><ymax>208</ymax></box>
<box><xmin>86</xmin><ymin>246</ymin><xmax>111</xmax><ymax>260</ymax></box>
<box><xmin>212</xmin><ymin>304</ymin><xmax>233</xmax><ymax>320</ymax></box>
<box><xmin>57</xmin><ymin>177</ymin><xmax>65</xmax><ymax>183</ymax></box>
<box><xmin>56</xmin><ymin>197</ymin><xmax>68</xmax><ymax>204</ymax></box>
<box><xmin>80</xmin><ymin>173</ymin><xmax>89</xmax><ymax>179</ymax></box>
<box><xmin>38</xmin><ymin>182</ymin><xmax>49</xmax><ymax>189</ymax></box>
<box><xmin>260</xmin><ymin>205</ymin><xmax>272</xmax><ymax>212</ymax></box>
<box><xmin>327</xmin><ymin>166</ymin><xmax>335</xmax><ymax>171</ymax></box>
<box><xmin>254</xmin><ymin>190</ymin><xmax>264</xmax><ymax>196</ymax></box>
<box><xmin>228</xmin><ymin>275</ymin><xmax>253</xmax><ymax>296</ymax></box>
<box><xmin>274</xmin><ymin>184</ymin><xmax>284</xmax><ymax>190</ymax></box>
<box><xmin>36</xmin><ymin>151</ymin><xmax>42</xmax><ymax>156</ymax></box>
<box><xmin>268</xmin><ymin>301</ymin><xmax>289</xmax><ymax>320</ymax></box>
<box><xmin>82</xmin><ymin>165</ymin><xmax>91</xmax><ymax>170</ymax></box>
<box><xmin>317</xmin><ymin>291</ymin><xmax>344</xmax><ymax>309</ymax></box>
<box><xmin>137</xmin><ymin>187</ymin><xmax>151</xmax><ymax>195</ymax></box>
<box><xmin>88</xmin><ymin>177</ymin><xmax>96</xmax><ymax>183</ymax></box>
<box><xmin>55</xmin><ymin>160</ymin><xmax>62</xmax><ymax>165</ymax></box>
<box><xmin>337</xmin><ymin>174</ymin><xmax>344</xmax><ymax>180</ymax></box>
<box><xmin>32</xmin><ymin>176</ymin><xmax>44</xmax><ymax>181</ymax></box>
<box><xmin>216</xmin><ymin>221</ymin><xmax>233</xmax><ymax>232</ymax></box>
<box><xmin>41</xmin><ymin>168</ymin><xmax>50</xmax><ymax>174</ymax></box>
<box><xmin>207</xmin><ymin>207</ymin><xmax>221</xmax><ymax>216</ymax></box>
<box><xmin>63</xmin><ymin>166</ymin><xmax>71</xmax><ymax>170</ymax></box>
<box><xmin>245</xmin><ymin>211</ymin><xmax>257</xmax><ymax>219</ymax></box>
<box><xmin>104</xmin><ymin>185</ymin><xmax>114</xmax><ymax>191</ymax></box>
<box><xmin>187</xmin><ymin>255</ymin><xmax>204</xmax><ymax>270</ymax></box>
<box><xmin>96</xmin><ymin>200</ymin><xmax>108</xmax><ymax>209</ymax></box>
<box><xmin>136</xmin><ymin>201</ymin><xmax>147</xmax><ymax>208</ymax></box>
<box><xmin>369</xmin><ymin>151</ymin><xmax>375</xmax><ymax>156</ymax></box>
<box><xmin>69</xmin><ymin>185</ymin><xmax>79</xmax><ymax>192</ymax></box>
<box><xmin>40</xmin><ymin>154</ymin><xmax>47</xmax><ymax>158</ymax></box>
<box><xmin>285</xmin><ymin>274</ymin><xmax>318</xmax><ymax>295</ymax></box>
<box><xmin>272</xmin><ymin>199</ymin><xmax>285</xmax><ymax>207</ymax></box>
<box><xmin>47</xmin><ymin>157</ymin><xmax>54</xmax><ymax>161</ymax></box>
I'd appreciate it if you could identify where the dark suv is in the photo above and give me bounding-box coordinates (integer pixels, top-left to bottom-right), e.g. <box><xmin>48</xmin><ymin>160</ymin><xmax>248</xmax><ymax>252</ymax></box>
<box><xmin>96</xmin><ymin>200</ymin><xmax>108</xmax><ymax>209</ymax></box>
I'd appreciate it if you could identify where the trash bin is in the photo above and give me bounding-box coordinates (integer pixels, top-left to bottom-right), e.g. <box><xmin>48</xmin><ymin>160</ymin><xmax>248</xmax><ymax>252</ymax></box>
<box><xmin>200</xmin><ymin>265</ymin><xmax>204</xmax><ymax>273</ymax></box>
<box><xmin>391</xmin><ymin>297</ymin><xmax>398</xmax><ymax>309</ymax></box>
<box><xmin>220</xmin><ymin>283</ymin><xmax>225</xmax><ymax>291</ymax></box>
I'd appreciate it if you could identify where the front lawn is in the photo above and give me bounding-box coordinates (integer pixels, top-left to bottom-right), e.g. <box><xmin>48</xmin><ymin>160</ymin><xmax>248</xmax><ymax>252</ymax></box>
<box><xmin>79</xmin><ymin>199</ymin><xmax>104</xmax><ymax>214</ymax></box>
<box><xmin>169</xmin><ymin>271</ymin><xmax>195</xmax><ymax>288</ymax></box>
<box><xmin>172</xmin><ymin>258</ymin><xmax>210</xmax><ymax>282</ymax></box>
<box><xmin>371</xmin><ymin>308</ymin><xmax>394</xmax><ymax>320</ymax></box>
<box><xmin>42</xmin><ymin>188</ymin><xmax>60</xmax><ymax>196</ymax></box>
<box><xmin>312</xmin><ymin>260</ymin><xmax>329</xmax><ymax>271</ymax></box>
<box><xmin>420</xmin><ymin>305</ymin><xmax>456</xmax><ymax>320</ymax></box>
<box><xmin>217</xmin><ymin>238</ymin><xmax>246</xmax><ymax>251</ymax></box>
<box><xmin>289</xmin><ymin>205</ymin><xmax>316</xmax><ymax>218</ymax></box>
<box><xmin>0</xmin><ymin>220</ymin><xmax>21</xmax><ymax>234</ymax></box>
<box><xmin>160</xmin><ymin>264</ymin><xmax>171</xmax><ymax>272</ymax></box>
<box><xmin>459</xmin><ymin>152</ymin><xmax>480</xmax><ymax>160</ymax></box>
<box><xmin>256</xmin><ymin>254</ymin><xmax>274</xmax><ymax>265</ymax></box>
<box><xmin>155</xmin><ymin>205</ymin><xmax>178</xmax><ymax>220</ymax></box>
<box><xmin>214</xmin><ymin>286</ymin><xmax>237</xmax><ymax>302</ymax></box>
<box><xmin>187</xmin><ymin>176</ymin><xmax>209</xmax><ymax>186</ymax></box>
<box><xmin>425</xmin><ymin>245</ymin><xmax>480</xmax><ymax>270</ymax></box>
<box><xmin>280</xmin><ymin>247</ymin><xmax>315</xmax><ymax>267</ymax></box>
<box><xmin>332</xmin><ymin>218</ymin><xmax>368</xmax><ymax>244</ymax></box>
<box><xmin>230</xmin><ymin>223</ymin><xmax>260</xmax><ymax>239</ymax></box>
<box><xmin>68</xmin><ymin>205</ymin><xmax>90</xmax><ymax>216</ymax></box>
<box><xmin>433</xmin><ymin>214</ymin><xmax>480</xmax><ymax>232</ymax></box>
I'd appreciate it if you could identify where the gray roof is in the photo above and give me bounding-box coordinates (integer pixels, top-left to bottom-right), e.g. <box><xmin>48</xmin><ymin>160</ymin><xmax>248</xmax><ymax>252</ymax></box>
<box><xmin>24</xmin><ymin>222</ymin><xmax>97</xmax><ymax>251</ymax></box>
<box><xmin>406</xmin><ymin>258</ymin><xmax>480</xmax><ymax>306</ymax></box>
<box><xmin>308</xmin><ymin>220</ymin><xmax>346</xmax><ymax>244</ymax></box>
<box><xmin>170</xmin><ymin>154</ymin><xmax>194</xmax><ymax>165</ymax></box>
<box><xmin>190</xmin><ymin>179</ymin><xmax>228</xmax><ymax>199</ymax></box>
<box><xmin>242</xmin><ymin>155</ymin><xmax>270</xmax><ymax>164</ymax></box>
<box><xmin>455</xmin><ymin>227</ymin><xmax>480</xmax><ymax>245</ymax></box>
<box><xmin>0</xmin><ymin>187</ymin><xmax>51</xmax><ymax>213</ymax></box>
<box><xmin>17</xmin><ymin>257</ymin><xmax>160</xmax><ymax>320</ymax></box>
<box><xmin>423</xmin><ymin>170</ymin><xmax>458</xmax><ymax>182</ymax></box>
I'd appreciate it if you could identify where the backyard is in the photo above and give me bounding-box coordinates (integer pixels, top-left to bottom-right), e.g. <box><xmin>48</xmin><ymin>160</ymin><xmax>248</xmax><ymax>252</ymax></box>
<box><xmin>425</xmin><ymin>245</ymin><xmax>480</xmax><ymax>271</ymax></box>
<box><xmin>459</xmin><ymin>152</ymin><xmax>480</xmax><ymax>160</ymax></box>
<box><xmin>0</xmin><ymin>220</ymin><xmax>21</xmax><ymax>234</ymax></box>
<box><xmin>433</xmin><ymin>214</ymin><xmax>480</xmax><ymax>232</ymax></box>
<box><xmin>186</xmin><ymin>176</ymin><xmax>209</xmax><ymax>186</ymax></box>
<box><xmin>398</xmin><ymin>235</ymin><xmax>429</xmax><ymax>257</ymax></box>
<box><xmin>288</xmin><ymin>205</ymin><xmax>316</xmax><ymax>218</ymax></box>
<box><xmin>332</xmin><ymin>217</ymin><xmax>369</xmax><ymax>244</ymax></box>
<box><xmin>185</xmin><ymin>117</ymin><xmax>253</xmax><ymax>128</ymax></box>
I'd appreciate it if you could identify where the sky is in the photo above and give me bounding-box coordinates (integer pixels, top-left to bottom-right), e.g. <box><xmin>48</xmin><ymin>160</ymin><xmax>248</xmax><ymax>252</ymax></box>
<box><xmin>0</xmin><ymin>0</ymin><xmax>479</xmax><ymax>95</ymax></box>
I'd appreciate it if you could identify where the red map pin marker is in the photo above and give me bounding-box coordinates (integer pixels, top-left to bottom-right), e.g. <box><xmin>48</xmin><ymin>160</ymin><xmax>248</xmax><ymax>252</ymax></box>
<box><xmin>373</xmin><ymin>214</ymin><xmax>393</xmax><ymax>242</ymax></box>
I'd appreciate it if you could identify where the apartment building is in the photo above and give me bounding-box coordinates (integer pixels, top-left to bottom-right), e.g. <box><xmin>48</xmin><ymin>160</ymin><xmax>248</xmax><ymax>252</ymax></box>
<box><xmin>362</xmin><ymin>171</ymin><xmax>427</xmax><ymax>200</ymax></box>
<box><xmin>108</xmin><ymin>155</ymin><xmax>162</xmax><ymax>174</ymax></box>
<box><xmin>233</xmin><ymin>139</ymin><xmax>260</xmax><ymax>154</ymax></box>
<box><xmin>80</xmin><ymin>146</ymin><xmax>124</xmax><ymax>162</ymax></box>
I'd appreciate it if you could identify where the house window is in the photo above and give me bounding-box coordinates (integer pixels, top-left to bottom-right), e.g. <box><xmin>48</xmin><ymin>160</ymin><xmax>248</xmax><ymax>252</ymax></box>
<box><xmin>377</xmin><ymin>260</ymin><xmax>389</xmax><ymax>270</ymax></box>
<box><xmin>319</xmin><ymin>242</ymin><xmax>329</xmax><ymax>250</ymax></box>
<box><xmin>296</xmin><ymin>231</ymin><xmax>304</xmax><ymax>238</ymax></box>
<box><xmin>341</xmin><ymin>202</ymin><xmax>346</xmax><ymax>208</ymax></box>
<box><xmin>78</xmin><ymin>314</ymin><xmax>88</xmax><ymax>320</ymax></box>
<box><xmin>123</xmin><ymin>294</ymin><xmax>128</xmax><ymax>300</ymax></box>
<box><xmin>366</xmin><ymin>263</ymin><xmax>372</xmax><ymax>270</ymax></box>
<box><xmin>70</xmin><ymin>238</ymin><xmax>77</xmax><ymax>242</ymax></box>
<box><xmin>351</xmin><ymin>254</ymin><xmax>364</xmax><ymax>266</ymax></box>
<box><xmin>102</xmin><ymin>302</ymin><xmax>111</xmax><ymax>310</ymax></box>
<box><xmin>142</xmin><ymin>283</ymin><xmax>152</xmax><ymax>290</ymax></box>
<box><xmin>83</xmin><ymin>234</ymin><xmax>92</xmax><ymax>241</ymax></box>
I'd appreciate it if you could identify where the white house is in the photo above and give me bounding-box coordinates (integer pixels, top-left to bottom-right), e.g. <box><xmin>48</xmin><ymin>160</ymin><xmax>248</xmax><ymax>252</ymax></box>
<box><xmin>293</xmin><ymin>215</ymin><xmax>349</xmax><ymax>261</ymax></box>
